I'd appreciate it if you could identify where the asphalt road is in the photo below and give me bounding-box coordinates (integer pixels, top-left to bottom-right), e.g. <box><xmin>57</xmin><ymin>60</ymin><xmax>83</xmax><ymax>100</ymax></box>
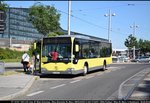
<box><xmin>4</xmin><ymin>62</ymin><xmax>23</xmax><ymax>70</ymax></box>
<box><xmin>13</xmin><ymin>63</ymin><xmax>150</xmax><ymax>100</ymax></box>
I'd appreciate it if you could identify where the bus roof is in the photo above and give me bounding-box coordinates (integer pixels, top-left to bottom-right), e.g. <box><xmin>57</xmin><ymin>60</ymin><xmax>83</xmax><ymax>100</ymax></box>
<box><xmin>44</xmin><ymin>32</ymin><xmax>109</xmax><ymax>43</ymax></box>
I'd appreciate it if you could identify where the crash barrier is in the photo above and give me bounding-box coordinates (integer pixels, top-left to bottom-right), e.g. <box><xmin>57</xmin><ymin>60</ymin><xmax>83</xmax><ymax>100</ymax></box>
<box><xmin>0</xmin><ymin>61</ymin><xmax>5</xmax><ymax>74</ymax></box>
<box><xmin>118</xmin><ymin>68</ymin><xmax>150</xmax><ymax>100</ymax></box>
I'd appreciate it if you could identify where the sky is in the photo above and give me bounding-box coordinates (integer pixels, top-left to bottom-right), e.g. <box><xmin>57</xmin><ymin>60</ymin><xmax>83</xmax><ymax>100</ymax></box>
<box><xmin>5</xmin><ymin>1</ymin><xmax>150</xmax><ymax>49</ymax></box>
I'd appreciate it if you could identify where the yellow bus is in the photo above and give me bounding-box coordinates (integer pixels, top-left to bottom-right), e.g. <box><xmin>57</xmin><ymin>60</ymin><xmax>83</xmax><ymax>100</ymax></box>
<box><xmin>40</xmin><ymin>34</ymin><xmax>112</xmax><ymax>75</ymax></box>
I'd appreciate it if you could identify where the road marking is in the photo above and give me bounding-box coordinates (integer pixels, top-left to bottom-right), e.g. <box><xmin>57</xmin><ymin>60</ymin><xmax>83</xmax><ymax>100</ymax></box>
<box><xmin>50</xmin><ymin>84</ymin><xmax>66</xmax><ymax>89</ymax></box>
<box><xmin>111</xmin><ymin>69</ymin><xmax>117</xmax><ymax>71</ymax></box>
<box><xmin>96</xmin><ymin>73</ymin><xmax>103</xmax><ymax>76</ymax></box>
<box><xmin>123</xmin><ymin>84</ymin><xmax>135</xmax><ymax>86</ymax></box>
<box><xmin>27</xmin><ymin>91</ymin><xmax>44</xmax><ymax>97</ymax></box>
<box><xmin>130</xmin><ymin>78</ymin><xmax>141</xmax><ymax>80</ymax></box>
<box><xmin>107</xmin><ymin>90</ymin><xmax>119</xmax><ymax>100</ymax></box>
<box><xmin>70</xmin><ymin>79</ymin><xmax>81</xmax><ymax>83</ymax></box>
<box><xmin>105</xmin><ymin>70</ymin><xmax>111</xmax><ymax>73</ymax></box>
<box><xmin>85</xmin><ymin>76</ymin><xmax>94</xmax><ymax>79</ymax></box>
<box><xmin>108</xmin><ymin>67</ymin><xmax>118</xmax><ymax>69</ymax></box>
<box><xmin>138</xmin><ymin>84</ymin><xmax>150</xmax><ymax>87</ymax></box>
<box><xmin>131</xmin><ymin>92</ymin><xmax>150</xmax><ymax>97</ymax></box>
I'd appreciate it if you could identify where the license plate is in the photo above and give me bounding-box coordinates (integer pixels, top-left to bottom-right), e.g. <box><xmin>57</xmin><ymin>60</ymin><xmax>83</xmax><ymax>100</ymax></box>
<box><xmin>52</xmin><ymin>72</ymin><xmax>60</xmax><ymax>74</ymax></box>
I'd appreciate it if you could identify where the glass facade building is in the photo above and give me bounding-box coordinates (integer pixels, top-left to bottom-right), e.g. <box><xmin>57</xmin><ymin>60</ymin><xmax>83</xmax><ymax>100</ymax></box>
<box><xmin>0</xmin><ymin>7</ymin><xmax>43</xmax><ymax>41</ymax></box>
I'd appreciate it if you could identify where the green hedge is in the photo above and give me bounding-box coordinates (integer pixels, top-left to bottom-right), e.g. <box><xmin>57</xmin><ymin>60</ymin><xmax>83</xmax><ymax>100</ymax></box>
<box><xmin>0</xmin><ymin>48</ymin><xmax>24</xmax><ymax>60</ymax></box>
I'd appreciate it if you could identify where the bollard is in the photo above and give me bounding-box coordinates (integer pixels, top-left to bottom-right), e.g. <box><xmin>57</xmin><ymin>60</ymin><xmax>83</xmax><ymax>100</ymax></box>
<box><xmin>0</xmin><ymin>61</ymin><xmax>5</xmax><ymax>74</ymax></box>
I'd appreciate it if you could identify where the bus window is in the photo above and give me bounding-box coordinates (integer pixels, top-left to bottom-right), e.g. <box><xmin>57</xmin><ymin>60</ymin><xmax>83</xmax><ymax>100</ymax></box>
<box><xmin>42</xmin><ymin>43</ymin><xmax>71</xmax><ymax>62</ymax></box>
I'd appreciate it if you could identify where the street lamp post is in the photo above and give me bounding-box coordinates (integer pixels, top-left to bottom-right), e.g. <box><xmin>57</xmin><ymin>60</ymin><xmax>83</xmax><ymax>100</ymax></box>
<box><xmin>104</xmin><ymin>9</ymin><xmax>115</xmax><ymax>42</ymax></box>
<box><xmin>130</xmin><ymin>22</ymin><xmax>139</xmax><ymax>37</ymax></box>
<box><xmin>68</xmin><ymin>0</ymin><xmax>71</xmax><ymax>36</ymax></box>
<box><xmin>130</xmin><ymin>22</ymin><xmax>139</xmax><ymax>59</ymax></box>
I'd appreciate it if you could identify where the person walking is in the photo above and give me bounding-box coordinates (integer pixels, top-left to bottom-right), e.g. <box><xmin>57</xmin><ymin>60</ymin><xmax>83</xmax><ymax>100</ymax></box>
<box><xmin>30</xmin><ymin>51</ymin><xmax>36</xmax><ymax>73</ymax></box>
<box><xmin>22</xmin><ymin>51</ymin><xmax>30</xmax><ymax>72</ymax></box>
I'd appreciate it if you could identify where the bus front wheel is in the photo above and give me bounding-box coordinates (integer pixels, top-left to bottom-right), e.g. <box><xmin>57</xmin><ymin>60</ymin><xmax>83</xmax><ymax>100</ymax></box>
<box><xmin>83</xmin><ymin>65</ymin><xmax>88</xmax><ymax>76</ymax></box>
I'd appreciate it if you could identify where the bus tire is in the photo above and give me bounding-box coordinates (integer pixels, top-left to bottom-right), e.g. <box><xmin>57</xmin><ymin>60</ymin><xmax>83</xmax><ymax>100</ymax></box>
<box><xmin>102</xmin><ymin>61</ymin><xmax>106</xmax><ymax>71</ymax></box>
<box><xmin>83</xmin><ymin>65</ymin><xmax>88</xmax><ymax>76</ymax></box>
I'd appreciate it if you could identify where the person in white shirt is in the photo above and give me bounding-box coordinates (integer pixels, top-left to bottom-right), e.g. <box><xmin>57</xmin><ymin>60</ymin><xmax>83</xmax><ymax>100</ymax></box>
<box><xmin>22</xmin><ymin>51</ymin><xmax>30</xmax><ymax>72</ymax></box>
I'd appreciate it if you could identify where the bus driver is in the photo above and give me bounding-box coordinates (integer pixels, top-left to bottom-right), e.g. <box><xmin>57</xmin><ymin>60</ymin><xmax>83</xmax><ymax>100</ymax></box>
<box><xmin>49</xmin><ymin>49</ymin><xmax>59</xmax><ymax>60</ymax></box>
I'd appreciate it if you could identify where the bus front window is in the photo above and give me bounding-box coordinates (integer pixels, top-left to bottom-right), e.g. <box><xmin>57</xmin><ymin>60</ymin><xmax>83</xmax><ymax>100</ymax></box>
<box><xmin>42</xmin><ymin>43</ymin><xmax>71</xmax><ymax>62</ymax></box>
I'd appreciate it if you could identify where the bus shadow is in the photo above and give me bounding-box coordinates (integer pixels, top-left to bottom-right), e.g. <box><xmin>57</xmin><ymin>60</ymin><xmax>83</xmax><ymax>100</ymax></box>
<box><xmin>39</xmin><ymin>69</ymin><xmax>105</xmax><ymax>79</ymax></box>
<box><xmin>39</xmin><ymin>74</ymin><xmax>81</xmax><ymax>79</ymax></box>
<box><xmin>88</xmin><ymin>69</ymin><xmax>105</xmax><ymax>74</ymax></box>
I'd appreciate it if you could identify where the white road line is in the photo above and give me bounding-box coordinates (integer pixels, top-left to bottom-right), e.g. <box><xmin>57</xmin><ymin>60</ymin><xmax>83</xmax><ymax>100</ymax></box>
<box><xmin>96</xmin><ymin>73</ymin><xmax>103</xmax><ymax>76</ymax></box>
<box><xmin>86</xmin><ymin>76</ymin><xmax>94</xmax><ymax>79</ymax></box>
<box><xmin>27</xmin><ymin>91</ymin><xmax>44</xmax><ymax>97</ymax></box>
<box><xmin>50</xmin><ymin>84</ymin><xmax>66</xmax><ymax>89</ymax></box>
<box><xmin>105</xmin><ymin>70</ymin><xmax>111</xmax><ymax>73</ymax></box>
<box><xmin>108</xmin><ymin>67</ymin><xmax>118</xmax><ymax>69</ymax></box>
<box><xmin>70</xmin><ymin>79</ymin><xmax>81</xmax><ymax>83</ymax></box>
<box><xmin>131</xmin><ymin>92</ymin><xmax>150</xmax><ymax>97</ymax></box>
<box><xmin>111</xmin><ymin>69</ymin><xmax>117</xmax><ymax>71</ymax></box>
<box><xmin>138</xmin><ymin>84</ymin><xmax>150</xmax><ymax>87</ymax></box>
<box><xmin>107</xmin><ymin>90</ymin><xmax>119</xmax><ymax>100</ymax></box>
<box><xmin>123</xmin><ymin>84</ymin><xmax>135</xmax><ymax>86</ymax></box>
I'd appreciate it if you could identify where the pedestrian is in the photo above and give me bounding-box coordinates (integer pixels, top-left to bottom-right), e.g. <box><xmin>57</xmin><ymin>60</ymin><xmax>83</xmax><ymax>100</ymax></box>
<box><xmin>30</xmin><ymin>51</ymin><xmax>36</xmax><ymax>73</ymax></box>
<box><xmin>21</xmin><ymin>51</ymin><xmax>30</xmax><ymax>72</ymax></box>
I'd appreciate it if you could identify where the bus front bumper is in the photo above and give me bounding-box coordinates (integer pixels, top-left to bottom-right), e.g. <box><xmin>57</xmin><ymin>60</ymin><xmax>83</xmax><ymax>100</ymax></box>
<box><xmin>41</xmin><ymin>68</ymin><xmax>83</xmax><ymax>75</ymax></box>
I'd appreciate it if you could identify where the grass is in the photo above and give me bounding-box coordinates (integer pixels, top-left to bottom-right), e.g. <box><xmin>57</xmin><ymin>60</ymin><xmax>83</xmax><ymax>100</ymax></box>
<box><xmin>0</xmin><ymin>70</ymin><xmax>24</xmax><ymax>76</ymax></box>
<box><xmin>1</xmin><ymin>58</ymin><xmax>21</xmax><ymax>63</ymax></box>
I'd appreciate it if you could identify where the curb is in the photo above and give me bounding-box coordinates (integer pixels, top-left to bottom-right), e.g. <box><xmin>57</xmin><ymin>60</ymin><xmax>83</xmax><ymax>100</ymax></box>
<box><xmin>0</xmin><ymin>76</ymin><xmax>39</xmax><ymax>100</ymax></box>
<box><xmin>118</xmin><ymin>68</ymin><xmax>150</xmax><ymax>100</ymax></box>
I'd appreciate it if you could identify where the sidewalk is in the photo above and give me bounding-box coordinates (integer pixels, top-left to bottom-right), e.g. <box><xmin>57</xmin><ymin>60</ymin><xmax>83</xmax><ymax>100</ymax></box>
<box><xmin>130</xmin><ymin>73</ymin><xmax>150</xmax><ymax>100</ymax></box>
<box><xmin>0</xmin><ymin>73</ymin><xmax>39</xmax><ymax>100</ymax></box>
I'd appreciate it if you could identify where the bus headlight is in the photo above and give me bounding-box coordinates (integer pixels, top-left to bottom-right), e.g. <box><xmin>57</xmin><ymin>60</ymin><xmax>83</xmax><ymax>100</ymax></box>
<box><xmin>67</xmin><ymin>68</ymin><xmax>74</xmax><ymax>71</ymax></box>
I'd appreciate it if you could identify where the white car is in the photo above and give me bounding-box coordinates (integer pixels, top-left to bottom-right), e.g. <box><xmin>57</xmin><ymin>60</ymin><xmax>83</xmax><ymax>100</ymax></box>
<box><xmin>135</xmin><ymin>56</ymin><xmax>150</xmax><ymax>63</ymax></box>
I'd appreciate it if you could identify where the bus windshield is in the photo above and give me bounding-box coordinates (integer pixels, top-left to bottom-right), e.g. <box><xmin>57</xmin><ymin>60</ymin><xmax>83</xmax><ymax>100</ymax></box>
<box><xmin>42</xmin><ymin>43</ymin><xmax>71</xmax><ymax>62</ymax></box>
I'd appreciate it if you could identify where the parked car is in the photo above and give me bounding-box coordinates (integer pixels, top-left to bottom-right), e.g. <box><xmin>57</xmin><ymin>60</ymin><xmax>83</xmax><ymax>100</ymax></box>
<box><xmin>132</xmin><ymin>56</ymin><xmax>150</xmax><ymax>63</ymax></box>
<box><xmin>112</xmin><ymin>56</ymin><xmax>129</xmax><ymax>63</ymax></box>
<box><xmin>120</xmin><ymin>56</ymin><xmax>130</xmax><ymax>62</ymax></box>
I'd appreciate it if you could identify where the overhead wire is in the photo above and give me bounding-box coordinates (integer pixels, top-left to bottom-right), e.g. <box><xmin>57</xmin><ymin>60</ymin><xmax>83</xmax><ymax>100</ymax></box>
<box><xmin>57</xmin><ymin>9</ymin><xmax>126</xmax><ymax>36</ymax></box>
<box><xmin>60</xmin><ymin>2</ymin><xmax>150</xmax><ymax>36</ymax></box>
<box><xmin>71</xmin><ymin>2</ymin><xmax>150</xmax><ymax>13</ymax></box>
<box><xmin>72</xmin><ymin>4</ymin><xmax>130</xmax><ymax>12</ymax></box>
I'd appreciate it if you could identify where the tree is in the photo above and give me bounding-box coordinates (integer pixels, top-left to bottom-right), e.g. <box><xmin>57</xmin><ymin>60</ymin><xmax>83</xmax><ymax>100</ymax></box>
<box><xmin>124</xmin><ymin>34</ymin><xmax>138</xmax><ymax>50</ymax></box>
<box><xmin>0</xmin><ymin>1</ymin><xmax>8</xmax><ymax>11</ymax></box>
<box><xmin>48</xmin><ymin>31</ymin><xmax>64</xmax><ymax>37</ymax></box>
<box><xmin>28</xmin><ymin>3</ymin><xmax>61</xmax><ymax>36</ymax></box>
<box><xmin>138</xmin><ymin>39</ymin><xmax>150</xmax><ymax>55</ymax></box>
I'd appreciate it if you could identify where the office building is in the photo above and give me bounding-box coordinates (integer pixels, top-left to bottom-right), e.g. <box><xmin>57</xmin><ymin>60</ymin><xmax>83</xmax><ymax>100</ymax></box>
<box><xmin>0</xmin><ymin>7</ymin><xmax>43</xmax><ymax>41</ymax></box>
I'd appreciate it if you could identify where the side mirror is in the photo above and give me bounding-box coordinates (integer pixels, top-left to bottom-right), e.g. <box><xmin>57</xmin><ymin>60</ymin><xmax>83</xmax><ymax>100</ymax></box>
<box><xmin>34</xmin><ymin>43</ymin><xmax>36</xmax><ymax>49</ymax></box>
<box><xmin>75</xmin><ymin>44</ymin><xmax>79</xmax><ymax>52</ymax></box>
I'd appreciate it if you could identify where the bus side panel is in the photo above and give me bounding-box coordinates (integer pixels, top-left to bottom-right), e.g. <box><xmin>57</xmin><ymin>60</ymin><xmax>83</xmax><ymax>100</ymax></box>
<box><xmin>41</xmin><ymin>62</ymin><xmax>72</xmax><ymax>71</ymax></box>
<box><xmin>73</xmin><ymin>57</ymin><xmax>112</xmax><ymax>72</ymax></box>
<box><xmin>73</xmin><ymin>58</ymin><xmax>105</xmax><ymax>70</ymax></box>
